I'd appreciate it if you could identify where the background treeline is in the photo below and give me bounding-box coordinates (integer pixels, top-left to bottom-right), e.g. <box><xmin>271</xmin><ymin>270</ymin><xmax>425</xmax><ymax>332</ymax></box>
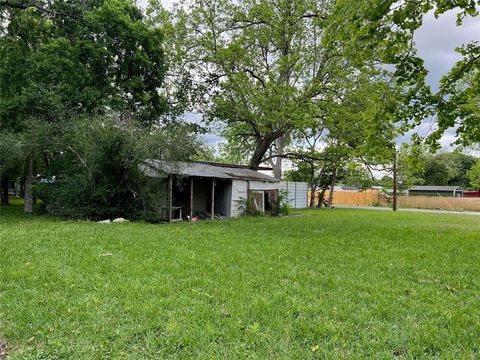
<box><xmin>0</xmin><ymin>0</ymin><xmax>206</xmax><ymax>219</ymax></box>
<box><xmin>285</xmin><ymin>148</ymin><xmax>480</xmax><ymax>205</ymax></box>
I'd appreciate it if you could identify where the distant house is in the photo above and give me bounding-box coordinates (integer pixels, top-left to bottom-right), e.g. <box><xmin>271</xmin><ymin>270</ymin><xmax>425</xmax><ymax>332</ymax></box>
<box><xmin>407</xmin><ymin>185</ymin><xmax>464</xmax><ymax>197</ymax></box>
<box><xmin>143</xmin><ymin>161</ymin><xmax>280</xmax><ymax>221</ymax></box>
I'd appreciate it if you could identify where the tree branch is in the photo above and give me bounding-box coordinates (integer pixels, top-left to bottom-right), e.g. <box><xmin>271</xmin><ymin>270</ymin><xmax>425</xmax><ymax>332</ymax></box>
<box><xmin>0</xmin><ymin>0</ymin><xmax>80</xmax><ymax>18</ymax></box>
<box><xmin>261</xmin><ymin>152</ymin><xmax>323</xmax><ymax>163</ymax></box>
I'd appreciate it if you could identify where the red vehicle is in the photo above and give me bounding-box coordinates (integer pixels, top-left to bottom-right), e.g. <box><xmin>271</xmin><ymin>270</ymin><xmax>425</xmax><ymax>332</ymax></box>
<box><xmin>464</xmin><ymin>191</ymin><xmax>480</xmax><ymax>198</ymax></box>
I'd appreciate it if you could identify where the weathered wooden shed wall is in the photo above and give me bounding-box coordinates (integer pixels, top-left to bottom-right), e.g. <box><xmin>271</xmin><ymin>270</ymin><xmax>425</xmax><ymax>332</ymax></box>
<box><xmin>230</xmin><ymin>180</ymin><xmax>281</xmax><ymax>217</ymax></box>
<box><xmin>249</xmin><ymin>181</ymin><xmax>281</xmax><ymax>191</ymax></box>
<box><xmin>231</xmin><ymin>180</ymin><xmax>248</xmax><ymax>217</ymax></box>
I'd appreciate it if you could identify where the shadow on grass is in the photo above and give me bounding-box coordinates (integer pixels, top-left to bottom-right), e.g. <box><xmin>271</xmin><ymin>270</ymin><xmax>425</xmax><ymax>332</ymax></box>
<box><xmin>0</xmin><ymin>197</ymin><xmax>45</xmax><ymax>224</ymax></box>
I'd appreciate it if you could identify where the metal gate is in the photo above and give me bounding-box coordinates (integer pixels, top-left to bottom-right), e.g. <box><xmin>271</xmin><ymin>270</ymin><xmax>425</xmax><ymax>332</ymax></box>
<box><xmin>279</xmin><ymin>182</ymin><xmax>308</xmax><ymax>209</ymax></box>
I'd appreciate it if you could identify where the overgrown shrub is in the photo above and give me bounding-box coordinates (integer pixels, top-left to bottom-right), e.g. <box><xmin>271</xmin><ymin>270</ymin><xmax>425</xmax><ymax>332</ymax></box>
<box><xmin>236</xmin><ymin>194</ymin><xmax>263</xmax><ymax>217</ymax></box>
<box><xmin>272</xmin><ymin>189</ymin><xmax>291</xmax><ymax>216</ymax></box>
<box><xmin>36</xmin><ymin>117</ymin><xmax>202</xmax><ymax>220</ymax></box>
<box><xmin>238</xmin><ymin>189</ymin><xmax>291</xmax><ymax>217</ymax></box>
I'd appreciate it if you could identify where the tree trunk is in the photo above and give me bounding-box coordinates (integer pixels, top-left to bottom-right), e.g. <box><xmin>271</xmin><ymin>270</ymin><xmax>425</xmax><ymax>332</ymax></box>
<box><xmin>392</xmin><ymin>150</ymin><xmax>398</xmax><ymax>211</ymax></box>
<box><xmin>271</xmin><ymin>158</ymin><xmax>282</xmax><ymax>179</ymax></box>
<box><xmin>309</xmin><ymin>164</ymin><xmax>316</xmax><ymax>208</ymax></box>
<box><xmin>317</xmin><ymin>188</ymin><xmax>327</xmax><ymax>208</ymax></box>
<box><xmin>327</xmin><ymin>167</ymin><xmax>337</xmax><ymax>209</ymax></box>
<box><xmin>309</xmin><ymin>184</ymin><xmax>317</xmax><ymax>208</ymax></box>
<box><xmin>271</xmin><ymin>135</ymin><xmax>289</xmax><ymax>179</ymax></box>
<box><xmin>24</xmin><ymin>154</ymin><xmax>34</xmax><ymax>213</ymax></box>
<box><xmin>249</xmin><ymin>136</ymin><xmax>276</xmax><ymax>170</ymax></box>
<box><xmin>1</xmin><ymin>175</ymin><xmax>9</xmax><ymax>206</ymax></box>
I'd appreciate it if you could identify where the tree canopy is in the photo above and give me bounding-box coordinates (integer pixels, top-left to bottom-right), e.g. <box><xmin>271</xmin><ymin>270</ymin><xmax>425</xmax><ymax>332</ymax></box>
<box><xmin>0</xmin><ymin>0</ymin><xmax>168</xmax><ymax>131</ymax></box>
<box><xmin>0</xmin><ymin>0</ymin><xmax>201</xmax><ymax>215</ymax></box>
<box><xmin>154</xmin><ymin>0</ymin><xmax>479</xmax><ymax>177</ymax></box>
<box><xmin>335</xmin><ymin>0</ymin><xmax>480</xmax><ymax>148</ymax></box>
<box><xmin>467</xmin><ymin>160</ymin><xmax>480</xmax><ymax>189</ymax></box>
<box><xmin>423</xmin><ymin>152</ymin><xmax>478</xmax><ymax>188</ymax></box>
<box><xmin>154</xmin><ymin>0</ymin><xmax>401</xmax><ymax>172</ymax></box>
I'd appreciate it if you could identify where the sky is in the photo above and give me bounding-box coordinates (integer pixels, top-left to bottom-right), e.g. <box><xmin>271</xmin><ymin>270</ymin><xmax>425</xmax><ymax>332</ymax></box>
<box><xmin>138</xmin><ymin>0</ymin><xmax>480</xmax><ymax>150</ymax></box>
<box><xmin>405</xmin><ymin>10</ymin><xmax>480</xmax><ymax>150</ymax></box>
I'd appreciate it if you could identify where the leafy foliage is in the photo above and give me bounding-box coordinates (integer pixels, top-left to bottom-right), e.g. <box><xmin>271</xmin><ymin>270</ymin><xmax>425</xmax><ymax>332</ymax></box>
<box><xmin>155</xmin><ymin>0</ymin><xmax>407</xmax><ymax>171</ymax></box>
<box><xmin>467</xmin><ymin>160</ymin><xmax>480</xmax><ymax>189</ymax></box>
<box><xmin>271</xmin><ymin>189</ymin><xmax>291</xmax><ymax>216</ymax></box>
<box><xmin>394</xmin><ymin>144</ymin><xmax>427</xmax><ymax>192</ymax></box>
<box><xmin>36</xmin><ymin>117</ymin><xmax>203</xmax><ymax>220</ymax></box>
<box><xmin>432</xmin><ymin>46</ymin><xmax>479</xmax><ymax>148</ymax></box>
<box><xmin>423</xmin><ymin>152</ymin><xmax>477</xmax><ymax>188</ymax></box>
<box><xmin>0</xmin><ymin>0</ymin><xmax>168</xmax><ymax>130</ymax></box>
<box><xmin>334</xmin><ymin>0</ymin><xmax>480</xmax><ymax>148</ymax></box>
<box><xmin>0</xmin><ymin>0</ymin><xmax>188</xmax><ymax>217</ymax></box>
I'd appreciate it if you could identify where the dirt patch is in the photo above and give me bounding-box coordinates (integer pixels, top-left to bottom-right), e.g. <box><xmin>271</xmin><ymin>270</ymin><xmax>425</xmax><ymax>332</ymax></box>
<box><xmin>0</xmin><ymin>340</ymin><xmax>6</xmax><ymax>360</ymax></box>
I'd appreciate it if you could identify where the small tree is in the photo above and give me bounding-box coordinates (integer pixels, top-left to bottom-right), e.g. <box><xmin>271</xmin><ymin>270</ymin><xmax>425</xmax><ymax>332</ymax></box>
<box><xmin>0</xmin><ymin>132</ymin><xmax>23</xmax><ymax>205</ymax></box>
<box><xmin>467</xmin><ymin>161</ymin><xmax>480</xmax><ymax>190</ymax></box>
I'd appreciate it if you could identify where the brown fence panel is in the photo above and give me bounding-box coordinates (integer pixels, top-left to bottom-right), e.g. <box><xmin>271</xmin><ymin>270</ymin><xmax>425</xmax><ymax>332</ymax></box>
<box><xmin>308</xmin><ymin>191</ymin><xmax>480</xmax><ymax>212</ymax></box>
<box><xmin>398</xmin><ymin>196</ymin><xmax>480</xmax><ymax>211</ymax></box>
<box><xmin>308</xmin><ymin>190</ymin><xmax>382</xmax><ymax>207</ymax></box>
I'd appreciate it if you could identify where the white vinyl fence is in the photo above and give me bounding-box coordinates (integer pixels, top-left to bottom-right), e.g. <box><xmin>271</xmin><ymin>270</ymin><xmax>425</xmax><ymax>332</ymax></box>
<box><xmin>279</xmin><ymin>182</ymin><xmax>309</xmax><ymax>209</ymax></box>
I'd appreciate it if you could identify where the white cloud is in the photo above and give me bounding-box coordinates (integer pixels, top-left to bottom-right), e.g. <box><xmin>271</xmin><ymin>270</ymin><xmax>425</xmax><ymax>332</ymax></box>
<box><xmin>415</xmin><ymin>10</ymin><xmax>480</xmax><ymax>90</ymax></box>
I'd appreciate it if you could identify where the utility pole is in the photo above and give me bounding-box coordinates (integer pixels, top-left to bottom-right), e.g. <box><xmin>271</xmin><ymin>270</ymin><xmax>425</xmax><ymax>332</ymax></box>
<box><xmin>392</xmin><ymin>149</ymin><xmax>398</xmax><ymax>212</ymax></box>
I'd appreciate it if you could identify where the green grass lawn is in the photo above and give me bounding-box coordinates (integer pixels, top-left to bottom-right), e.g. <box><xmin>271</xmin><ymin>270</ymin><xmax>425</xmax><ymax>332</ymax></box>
<box><xmin>1</xmin><ymin>204</ymin><xmax>479</xmax><ymax>359</ymax></box>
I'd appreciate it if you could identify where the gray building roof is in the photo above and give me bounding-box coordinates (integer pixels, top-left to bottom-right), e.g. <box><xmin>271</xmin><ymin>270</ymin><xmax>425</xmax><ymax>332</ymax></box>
<box><xmin>409</xmin><ymin>185</ymin><xmax>463</xmax><ymax>192</ymax></box>
<box><xmin>143</xmin><ymin>160</ymin><xmax>280</xmax><ymax>183</ymax></box>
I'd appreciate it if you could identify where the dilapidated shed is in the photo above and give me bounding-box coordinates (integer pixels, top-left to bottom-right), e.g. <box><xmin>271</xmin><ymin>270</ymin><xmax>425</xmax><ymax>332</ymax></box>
<box><xmin>143</xmin><ymin>161</ymin><xmax>280</xmax><ymax>221</ymax></box>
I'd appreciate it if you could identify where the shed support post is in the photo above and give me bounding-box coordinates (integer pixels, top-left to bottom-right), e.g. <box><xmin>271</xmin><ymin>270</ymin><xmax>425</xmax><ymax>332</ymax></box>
<box><xmin>168</xmin><ymin>174</ymin><xmax>173</xmax><ymax>223</ymax></box>
<box><xmin>211</xmin><ymin>179</ymin><xmax>215</xmax><ymax>220</ymax></box>
<box><xmin>189</xmin><ymin>177</ymin><xmax>194</xmax><ymax>219</ymax></box>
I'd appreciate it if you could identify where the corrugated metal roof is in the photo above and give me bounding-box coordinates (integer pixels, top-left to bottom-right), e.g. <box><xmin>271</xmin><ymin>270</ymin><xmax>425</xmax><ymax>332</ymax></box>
<box><xmin>409</xmin><ymin>185</ymin><xmax>463</xmax><ymax>192</ymax></box>
<box><xmin>143</xmin><ymin>160</ymin><xmax>280</xmax><ymax>183</ymax></box>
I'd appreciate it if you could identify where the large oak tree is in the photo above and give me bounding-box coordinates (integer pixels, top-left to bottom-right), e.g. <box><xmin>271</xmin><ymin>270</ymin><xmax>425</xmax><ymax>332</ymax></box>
<box><xmin>156</xmin><ymin>0</ymin><xmax>478</xmax><ymax>177</ymax></box>
<box><xmin>154</xmin><ymin>0</ymin><xmax>358</xmax><ymax>175</ymax></box>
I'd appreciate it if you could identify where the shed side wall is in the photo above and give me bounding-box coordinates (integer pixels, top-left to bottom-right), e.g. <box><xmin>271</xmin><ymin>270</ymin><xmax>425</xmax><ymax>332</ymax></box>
<box><xmin>231</xmin><ymin>180</ymin><xmax>248</xmax><ymax>217</ymax></box>
<box><xmin>249</xmin><ymin>181</ymin><xmax>280</xmax><ymax>191</ymax></box>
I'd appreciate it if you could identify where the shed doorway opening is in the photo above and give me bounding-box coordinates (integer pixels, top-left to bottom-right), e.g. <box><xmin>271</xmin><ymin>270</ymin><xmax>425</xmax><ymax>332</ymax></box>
<box><xmin>264</xmin><ymin>190</ymin><xmax>278</xmax><ymax>212</ymax></box>
<box><xmin>214</xmin><ymin>179</ymin><xmax>232</xmax><ymax>218</ymax></box>
<box><xmin>171</xmin><ymin>177</ymin><xmax>232</xmax><ymax>221</ymax></box>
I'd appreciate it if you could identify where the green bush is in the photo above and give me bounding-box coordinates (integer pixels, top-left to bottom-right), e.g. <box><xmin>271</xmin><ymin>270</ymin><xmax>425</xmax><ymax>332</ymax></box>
<box><xmin>272</xmin><ymin>189</ymin><xmax>291</xmax><ymax>216</ymax></box>
<box><xmin>36</xmin><ymin>117</ymin><xmax>201</xmax><ymax>220</ymax></box>
<box><xmin>236</xmin><ymin>195</ymin><xmax>264</xmax><ymax>217</ymax></box>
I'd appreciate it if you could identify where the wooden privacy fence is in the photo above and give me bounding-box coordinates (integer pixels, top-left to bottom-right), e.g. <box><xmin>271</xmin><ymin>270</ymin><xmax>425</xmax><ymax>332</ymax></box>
<box><xmin>308</xmin><ymin>190</ymin><xmax>382</xmax><ymax>207</ymax></box>
<box><xmin>398</xmin><ymin>196</ymin><xmax>480</xmax><ymax>212</ymax></box>
<box><xmin>308</xmin><ymin>190</ymin><xmax>480</xmax><ymax>212</ymax></box>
